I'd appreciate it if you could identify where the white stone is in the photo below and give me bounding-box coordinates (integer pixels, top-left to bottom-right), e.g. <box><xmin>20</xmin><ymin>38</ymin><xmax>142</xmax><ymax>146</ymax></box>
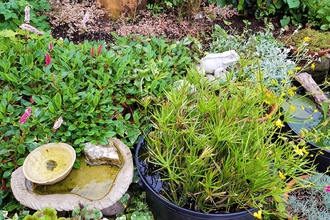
<box><xmin>84</xmin><ymin>140</ymin><xmax>122</xmax><ymax>167</ymax></box>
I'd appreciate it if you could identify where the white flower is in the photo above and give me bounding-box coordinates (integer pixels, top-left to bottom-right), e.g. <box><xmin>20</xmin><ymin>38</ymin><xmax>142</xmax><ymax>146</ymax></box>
<box><xmin>53</xmin><ymin>116</ymin><xmax>63</xmax><ymax>130</ymax></box>
<box><xmin>24</xmin><ymin>6</ymin><xmax>30</xmax><ymax>23</ymax></box>
<box><xmin>19</xmin><ymin>24</ymin><xmax>44</xmax><ymax>35</ymax></box>
<box><xmin>81</xmin><ymin>11</ymin><xmax>90</xmax><ymax>28</ymax></box>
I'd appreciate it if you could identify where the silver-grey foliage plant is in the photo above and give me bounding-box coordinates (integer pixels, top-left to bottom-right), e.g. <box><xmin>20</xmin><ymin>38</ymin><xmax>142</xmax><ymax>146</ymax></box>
<box><xmin>288</xmin><ymin>173</ymin><xmax>330</xmax><ymax>220</ymax></box>
<box><xmin>209</xmin><ymin>25</ymin><xmax>295</xmax><ymax>94</ymax></box>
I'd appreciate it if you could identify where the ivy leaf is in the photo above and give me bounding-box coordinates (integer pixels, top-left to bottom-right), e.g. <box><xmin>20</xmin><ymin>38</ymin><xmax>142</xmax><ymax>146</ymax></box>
<box><xmin>280</xmin><ymin>15</ymin><xmax>290</xmax><ymax>27</ymax></box>
<box><xmin>287</xmin><ymin>0</ymin><xmax>300</xmax><ymax>8</ymax></box>
<box><xmin>320</xmin><ymin>24</ymin><xmax>330</xmax><ymax>31</ymax></box>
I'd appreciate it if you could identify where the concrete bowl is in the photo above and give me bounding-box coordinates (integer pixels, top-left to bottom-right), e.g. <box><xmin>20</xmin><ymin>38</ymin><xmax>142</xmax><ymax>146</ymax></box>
<box><xmin>23</xmin><ymin>143</ymin><xmax>76</xmax><ymax>185</ymax></box>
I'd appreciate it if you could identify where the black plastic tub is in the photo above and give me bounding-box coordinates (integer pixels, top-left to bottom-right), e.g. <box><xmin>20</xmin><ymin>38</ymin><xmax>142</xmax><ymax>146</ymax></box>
<box><xmin>286</xmin><ymin>121</ymin><xmax>330</xmax><ymax>173</ymax></box>
<box><xmin>283</xmin><ymin>85</ymin><xmax>330</xmax><ymax>173</ymax></box>
<box><xmin>135</xmin><ymin>136</ymin><xmax>258</xmax><ymax>220</ymax></box>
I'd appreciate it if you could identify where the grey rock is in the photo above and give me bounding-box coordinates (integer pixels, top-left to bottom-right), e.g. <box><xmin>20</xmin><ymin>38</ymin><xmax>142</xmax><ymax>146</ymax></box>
<box><xmin>84</xmin><ymin>140</ymin><xmax>122</xmax><ymax>167</ymax></box>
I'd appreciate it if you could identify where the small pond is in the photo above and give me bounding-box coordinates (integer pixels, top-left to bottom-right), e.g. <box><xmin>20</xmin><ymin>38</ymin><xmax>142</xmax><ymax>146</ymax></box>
<box><xmin>283</xmin><ymin>92</ymin><xmax>330</xmax><ymax>149</ymax></box>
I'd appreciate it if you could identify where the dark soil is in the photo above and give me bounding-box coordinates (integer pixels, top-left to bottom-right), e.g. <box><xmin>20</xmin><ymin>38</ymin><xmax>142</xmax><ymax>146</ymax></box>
<box><xmin>287</xmin><ymin>188</ymin><xmax>325</xmax><ymax>220</ymax></box>
<box><xmin>47</xmin><ymin>3</ymin><xmax>296</xmax><ymax>45</ymax></box>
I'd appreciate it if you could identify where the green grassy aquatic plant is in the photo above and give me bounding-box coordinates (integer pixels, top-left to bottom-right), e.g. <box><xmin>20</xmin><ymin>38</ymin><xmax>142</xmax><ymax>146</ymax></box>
<box><xmin>142</xmin><ymin>70</ymin><xmax>316</xmax><ymax>218</ymax></box>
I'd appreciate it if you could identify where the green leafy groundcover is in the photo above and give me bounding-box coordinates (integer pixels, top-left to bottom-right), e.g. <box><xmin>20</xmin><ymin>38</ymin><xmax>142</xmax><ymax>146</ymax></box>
<box><xmin>0</xmin><ymin>29</ymin><xmax>195</xmax><ymax>213</ymax></box>
<box><xmin>0</xmin><ymin>0</ymin><xmax>50</xmax><ymax>31</ymax></box>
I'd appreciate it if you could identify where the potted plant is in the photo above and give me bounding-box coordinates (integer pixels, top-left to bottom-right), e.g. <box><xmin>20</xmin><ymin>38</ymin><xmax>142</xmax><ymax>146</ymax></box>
<box><xmin>284</xmin><ymin>173</ymin><xmax>330</xmax><ymax>219</ymax></box>
<box><xmin>135</xmin><ymin>70</ymin><xmax>315</xmax><ymax>219</ymax></box>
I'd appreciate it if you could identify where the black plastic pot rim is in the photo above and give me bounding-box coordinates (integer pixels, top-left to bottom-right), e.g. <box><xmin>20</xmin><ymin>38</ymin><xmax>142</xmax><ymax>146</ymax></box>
<box><xmin>135</xmin><ymin>135</ymin><xmax>259</xmax><ymax>217</ymax></box>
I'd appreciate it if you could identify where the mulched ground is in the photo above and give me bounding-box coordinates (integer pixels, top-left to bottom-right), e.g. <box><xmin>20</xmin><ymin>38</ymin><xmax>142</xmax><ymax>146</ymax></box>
<box><xmin>47</xmin><ymin>2</ymin><xmax>296</xmax><ymax>45</ymax></box>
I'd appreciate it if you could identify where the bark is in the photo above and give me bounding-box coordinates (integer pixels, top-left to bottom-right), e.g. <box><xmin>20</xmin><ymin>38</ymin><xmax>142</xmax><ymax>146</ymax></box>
<box><xmin>294</xmin><ymin>72</ymin><xmax>330</xmax><ymax>117</ymax></box>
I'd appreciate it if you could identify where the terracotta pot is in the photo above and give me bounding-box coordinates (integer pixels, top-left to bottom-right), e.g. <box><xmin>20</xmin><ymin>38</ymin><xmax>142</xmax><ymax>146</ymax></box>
<box><xmin>258</xmin><ymin>98</ymin><xmax>278</xmax><ymax>123</ymax></box>
<box><xmin>284</xmin><ymin>175</ymin><xmax>310</xmax><ymax>220</ymax></box>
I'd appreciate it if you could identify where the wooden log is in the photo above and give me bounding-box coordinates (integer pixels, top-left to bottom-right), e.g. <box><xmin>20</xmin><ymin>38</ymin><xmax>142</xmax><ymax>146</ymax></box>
<box><xmin>294</xmin><ymin>72</ymin><xmax>330</xmax><ymax>117</ymax></box>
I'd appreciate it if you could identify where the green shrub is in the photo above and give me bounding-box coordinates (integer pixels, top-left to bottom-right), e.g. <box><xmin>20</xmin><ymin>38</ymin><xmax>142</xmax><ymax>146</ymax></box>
<box><xmin>305</xmin><ymin>0</ymin><xmax>330</xmax><ymax>30</ymax></box>
<box><xmin>0</xmin><ymin>30</ymin><xmax>194</xmax><ymax>213</ymax></box>
<box><xmin>150</xmin><ymin>0</ymin><xmax>202</xmax><ymax>16</ymax></box>
<box><xmin>0</xmin><ymin>0</ymin><xmax>50</xmax><ymax>31</ymax></box>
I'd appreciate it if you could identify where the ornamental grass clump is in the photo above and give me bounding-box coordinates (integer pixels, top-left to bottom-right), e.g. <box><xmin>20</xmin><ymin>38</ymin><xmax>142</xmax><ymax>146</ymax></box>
<box><xmin>142</xmin><ymin>70</ymin><xmax>316</xmax><ymax>218</ymax></box>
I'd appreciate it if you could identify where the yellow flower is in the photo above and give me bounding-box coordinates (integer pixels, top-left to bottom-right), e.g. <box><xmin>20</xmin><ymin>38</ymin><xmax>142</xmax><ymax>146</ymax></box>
<box><xmin>303</xmin><ymin>37</ymin><xmax>310</xmax><ymax>42</ymax></box>
<box><xmin>253</xmin><ymin>210</ymin><xmax>263</xmax><ymax>220</ymax></box>
<box><xmin>279</xmin><ymin>171</ymin><xmax>286</xmax><ymax>179</ymax></box>
<box><xmin>288</xmin><ymin>70</ymin><xmax>294</xmax><ymax>75</ymax></box>
<box><xmin>294</xmin><ymin>146</ymin><xmax>303</xmax><ymax>156</ymax></box>
<box><xmin>275</xmin><ymin>119</ymin><xmax>284</xmax><ymax>128</ymax></box>
<box><xmin>302</xmin><ymin>147</ymin><xmax>309</xmax><ymax>155</ymax></box>
<box><xmin>295</xmin><ymin>67</ymin><xmax>302</xmax><ymax>71</ymax></box>
<box><xmin>289</xmin><ymin>105</ymin><xmax>296</xmax><ymax>111</ymax></box>
<box><xmin>271</xmin><ymin>78</ymin><xmax>278</xmax><ymax>85</ymax></box>
<box><xmin>311</xmin><ymin>62</ymin><xmax>315</xmax><ymax>69</ymax></box>
<box><xmin>288</xmin><ymin>89</ymin><xmax>295</xmax><ymax>97</ymax></box>
<box><xmin>314</xmin><ymin>109</ymin><xmax>319</xmax><ymax>113</ymax></box>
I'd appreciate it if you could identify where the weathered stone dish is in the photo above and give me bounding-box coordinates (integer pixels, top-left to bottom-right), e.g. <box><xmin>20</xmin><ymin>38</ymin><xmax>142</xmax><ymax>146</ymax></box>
<box><xmin>22</xmin><ymin>143</ymin><xmax>76</xmax><ymax>185</ymax></box>
<box><xmin>12</xmin><ymin>138</ymin><xmax>133</xmax><ymax>213</ymax></box>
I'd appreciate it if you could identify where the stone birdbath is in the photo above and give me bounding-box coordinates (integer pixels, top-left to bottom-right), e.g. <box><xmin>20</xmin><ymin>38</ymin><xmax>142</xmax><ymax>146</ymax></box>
<box><xmin>11</xmin><ymin>138</ymin><xmax>133</xmax><ymax>215</ymax></box>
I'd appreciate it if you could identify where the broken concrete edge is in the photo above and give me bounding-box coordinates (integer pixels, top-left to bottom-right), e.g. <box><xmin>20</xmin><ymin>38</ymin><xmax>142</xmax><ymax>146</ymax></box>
<box><xmin>10</xmin><ymin>138</ymin><xmax>133</xmax><ymax>213</ymax></box>
<box><xmin>84</xmin><ymin>140</ymin><xmax>123</xmax><ymax>167</ymax></box>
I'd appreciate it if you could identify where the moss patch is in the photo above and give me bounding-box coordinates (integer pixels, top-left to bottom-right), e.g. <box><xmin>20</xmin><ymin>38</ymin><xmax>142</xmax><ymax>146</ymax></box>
<box><xmin>280</xmin><ymin>28</ymin><xmax>330</xmax><ymax>52</ymax></box>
